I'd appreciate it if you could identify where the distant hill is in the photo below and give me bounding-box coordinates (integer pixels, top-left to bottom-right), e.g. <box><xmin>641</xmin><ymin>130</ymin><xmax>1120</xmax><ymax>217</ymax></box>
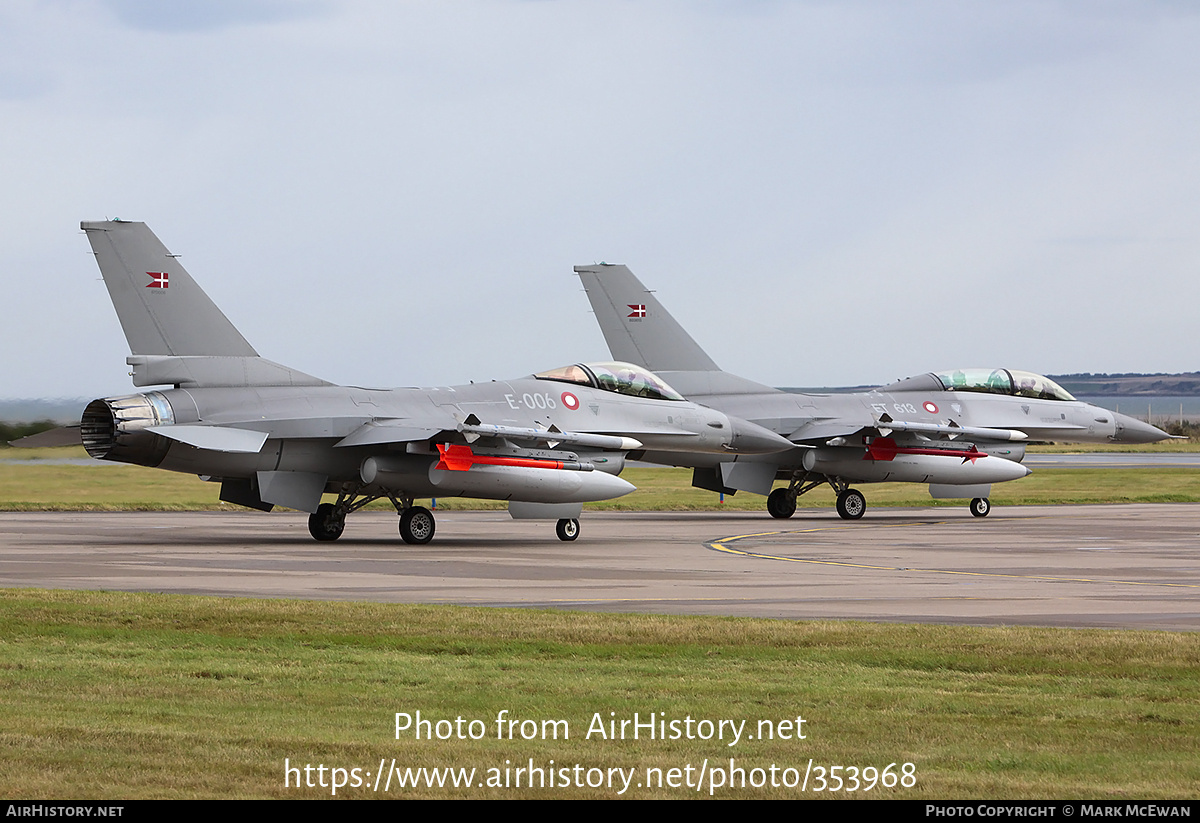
<box><xmin>1048</xmin><ymin>373</ymin><xmax>1200</xmax><ymax>397</ymax></box>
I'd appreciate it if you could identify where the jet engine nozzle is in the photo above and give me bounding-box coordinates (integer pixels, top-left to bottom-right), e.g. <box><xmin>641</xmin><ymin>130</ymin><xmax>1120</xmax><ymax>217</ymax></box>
<box><xmin>80</xmin><ymin>392</ymin><xmax>175</xmax><ymax>467</ymax></box>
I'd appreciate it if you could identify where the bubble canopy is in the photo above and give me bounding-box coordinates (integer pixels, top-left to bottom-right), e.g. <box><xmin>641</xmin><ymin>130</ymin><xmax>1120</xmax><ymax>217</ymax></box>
<box><xmin>535</xmin><ymin>362</ymin><xmax>686</xmax><ymax>402</ymax></box>
<box><xmin>932</xmin><ymin>369</ymin><xmax>1076</xmax><ymax>402</ymax></box>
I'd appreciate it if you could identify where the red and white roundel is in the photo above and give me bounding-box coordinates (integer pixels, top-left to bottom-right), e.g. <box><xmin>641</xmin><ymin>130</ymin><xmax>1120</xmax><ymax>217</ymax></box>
<box><xmin>922</xmin><ymin>401</ymin><xmax>939</xmax><ymax>414</ymax></box>
<box><xmin>561</xmin><ymin>391</ymin><xmax>580</xmax><ymax>411</ymax></box>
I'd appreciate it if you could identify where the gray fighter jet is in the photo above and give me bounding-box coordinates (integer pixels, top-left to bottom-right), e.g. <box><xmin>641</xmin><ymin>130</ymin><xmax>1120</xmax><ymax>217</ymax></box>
<box><xmin>575</xmin><ymin>264</ymin><xmax>1170</xmax><ymax>520</ymax></box>
<box><xmin>53</xmin><ymin>222</ymin><xmax>792</xmax><ymax>543</ymax></box>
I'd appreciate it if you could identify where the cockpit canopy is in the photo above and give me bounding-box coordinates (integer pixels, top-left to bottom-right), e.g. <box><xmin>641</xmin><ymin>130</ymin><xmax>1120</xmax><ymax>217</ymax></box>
<box><xmin>933</xmin><ymin>368</ymin><xmax>1076</xmax><ymax>401</ymax></box>
<box><xmin>535</xmin><ymin>361</ymin><xmax>686</xmax><ymax>401</ymax></box>
<box><xmin>884</xmin><ymin>369</ymin><xmax>1076</xmax><ymax>401</ymax></box>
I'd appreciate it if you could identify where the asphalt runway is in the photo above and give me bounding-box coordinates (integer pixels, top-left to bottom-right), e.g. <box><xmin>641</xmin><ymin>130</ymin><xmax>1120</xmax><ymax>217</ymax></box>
<box><xmin>2</xmin><ymin>504</ymin><xmax>1198</xmax><ymax>630</ymax></box>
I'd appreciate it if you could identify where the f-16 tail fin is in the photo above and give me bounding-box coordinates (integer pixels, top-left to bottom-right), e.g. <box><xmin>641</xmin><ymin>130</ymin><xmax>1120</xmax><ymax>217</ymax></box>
<box><xmin>574</xmin><ymin>264</ymin><xmax>719</xmax><ymax>372</ymax></box>
<box><xmin>574</xmin><ymin>263</ymin><xmax>776</xmax><ymax>396</ymax></box>
<box><xmin>82</xmin><ymin>220</ymin><xmax>328</xmax><ymax>388</ymax></box>
<box><xmin>83</xmin><ymin>220</ymin><xmax>257</xmax><ymax>357</ymax></box>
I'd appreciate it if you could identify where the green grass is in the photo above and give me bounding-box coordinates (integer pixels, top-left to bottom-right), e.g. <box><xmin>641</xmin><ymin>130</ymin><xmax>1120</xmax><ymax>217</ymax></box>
<box><xmin>3</xmin><ymin>446</ymin><xmax>1199</xmax><ymax>511</ymax></box>
<box><xmin>1026</xmin><ymin>440</ymin><xmax>1200</xmax><ymax>453</ymax></box>
<box><xmin>0</xmin><ymin>589</ymin><xmax>1196</xmax><ymax>799</ymax></box>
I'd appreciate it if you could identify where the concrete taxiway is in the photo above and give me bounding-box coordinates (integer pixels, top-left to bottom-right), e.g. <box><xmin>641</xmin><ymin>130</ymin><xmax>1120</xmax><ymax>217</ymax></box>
<box><xmin>1</xmin><ymin>504</ymin><xmax>1198</xmax><ymax>630</ymax></box>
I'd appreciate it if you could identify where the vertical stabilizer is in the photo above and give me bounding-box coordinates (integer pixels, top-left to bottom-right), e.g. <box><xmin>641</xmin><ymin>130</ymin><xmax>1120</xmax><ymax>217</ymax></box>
<box><xmin>575</xmin><ymin>263</ymin><xmax>778</xmax><ymax>397</ymax></box>
<box><xmin>82</xmin><ymin>220</ymin><xmax>257</xmax><ymax>357</ymax></box>
<box><xmin>574</xmin><ymin>264</ymin><xmax>720</xmax><ymax>372</ymax></box>
<box><xmin>82</xmin><ymin>220</ymin><xmax>329</xmax><ymax>388</ymax></box>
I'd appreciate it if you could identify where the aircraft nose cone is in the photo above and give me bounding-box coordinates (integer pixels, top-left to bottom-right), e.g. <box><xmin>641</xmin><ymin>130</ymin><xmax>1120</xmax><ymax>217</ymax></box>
<box><xmin>726</xmin><ymin>416</ymin><xmax>795</xmax><ymax>454</ymax></box>
<box><xmin>1112</xmin><ymin>412</ymin><xmax>1171</xmax><ymax>444</ymax></box>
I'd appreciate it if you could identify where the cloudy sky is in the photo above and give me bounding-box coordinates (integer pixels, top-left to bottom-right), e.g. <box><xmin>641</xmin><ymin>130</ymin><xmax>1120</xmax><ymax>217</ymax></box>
<box><xmin>3</xmin><ymin>0</ymin><xmax>1198</xmax><ymax>400</ymax></box>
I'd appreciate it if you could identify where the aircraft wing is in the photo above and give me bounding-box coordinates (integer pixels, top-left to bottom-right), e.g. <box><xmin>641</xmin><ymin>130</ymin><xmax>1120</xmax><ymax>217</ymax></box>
<box><xmin>335</xmin><ymin>420</ymin><xmax>449</xmax><ymax>448</ymax></box>
<box><xmin>334</xmin><ymin>416</ymin><xmax>643</xmax><ymax>451</ymax></box>
<box><xmin>786</xmin><ymin>419</ymin><xmax>872</xmax><ymax>443</ymax></box>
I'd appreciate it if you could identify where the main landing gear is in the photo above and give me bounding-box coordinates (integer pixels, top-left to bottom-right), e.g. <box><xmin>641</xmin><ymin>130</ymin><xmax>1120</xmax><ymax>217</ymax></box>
<box><xmin>766</xmin><ymin>488</ymin><xmax>796</xmax><ymax>519</ymax></box>
<box><xmin>306</xmin><ymin>486</ymin><xmax>438</xmax><ymax>544</ymax></box>
<box><xmin>308</xmin><ymin>503</ymin><xmax>345</xmax><ymax>542</ymax></box>
<box><xmin>763</xmin><ymin>473</ymin><xmax>994</xmax><ymax>521</ymax></box>
<box><xmin>305</xmin><ymin>486</ymin><xmax>587</xmax><ymax>542</ymax></box>
<box><xmin>766</xmin><ymin>474</ymin><xmax>866</xmax><ymax>521</ymax></box>
<box><xmin>835</xmin><ymin>488</ymin><xmax>866</xmax><ymax>520</ymax></box>
<box><xmin>399</xmin><ymin>505</ymin><xmax>435</xmax><ymax>544</ymax></box>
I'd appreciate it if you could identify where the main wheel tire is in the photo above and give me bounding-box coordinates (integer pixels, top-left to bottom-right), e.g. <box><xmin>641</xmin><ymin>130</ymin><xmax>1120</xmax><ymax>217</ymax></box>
<box><xmin>767</xmin><ymin>488</ymin><xmax>797</xmax><ymax>519</ymax></box>
<box><xmin>836</xmin><ymin>489</ymin><xmax>866</xmax><ymax>520</ymax></box>
<box><xmin>308</xmin><ymin>503</ymin><xmax>345</xmax><ymax>542</ymax></box>
<box><xmin>399</xmin><ymin>506</ymin><xmax>436</xmax><ymax>544</ymax></box>
<box><xmin>970</xmin><ymin>497</ymin><xmax>991</xmax><ymax>518</ymax></box>
<box><xmin>556</xmin><ymin>518</ymin><xmax>580</xmax><ymax>541</ymax></box>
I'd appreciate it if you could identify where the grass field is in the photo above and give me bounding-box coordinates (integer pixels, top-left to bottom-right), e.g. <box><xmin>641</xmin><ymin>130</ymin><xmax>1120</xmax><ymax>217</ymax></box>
<box><xmin>1</xmin><ymin>589</ymin><xmax>1196</xmax><ymax>799</ymax></box>
<box><xmin>3</xmin><ymin>444</ymin><xmax>1200</xmax><ymax>511</ymax></box>
<box><xmin>2</xmin><ymin>445</ymin><xmax>1197</xmax><ymax>799</ymax></box>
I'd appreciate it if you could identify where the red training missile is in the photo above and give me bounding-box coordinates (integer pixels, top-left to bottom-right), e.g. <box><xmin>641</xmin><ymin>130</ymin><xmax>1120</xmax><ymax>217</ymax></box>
<box><xmin>436</xmin><ymin>443</ymin><xmax>591</xmax><ymax>473</ymax></box>
<box><xmin>865</xmin><ymin>437</ymin><xmax>986</xmax><ymax>464</ymax></box>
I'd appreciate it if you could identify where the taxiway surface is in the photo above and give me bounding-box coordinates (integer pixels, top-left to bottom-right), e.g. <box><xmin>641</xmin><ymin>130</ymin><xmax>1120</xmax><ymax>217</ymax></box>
<box><xmin>2</xmin><ymin>504</ymin><xmax>1198</xmax><ymax>630</ymax></box>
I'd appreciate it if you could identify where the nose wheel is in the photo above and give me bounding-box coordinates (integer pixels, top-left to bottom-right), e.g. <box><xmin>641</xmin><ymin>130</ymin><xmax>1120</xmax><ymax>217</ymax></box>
<box><xmin>969</xmin><ymin>497</ymin><xmax>991</xmax><ymax>518</ymax></box>
<box><xmin>556</xmin><ymin>518</ymin><xmax>580</xmax><ymax>541</ymax></box>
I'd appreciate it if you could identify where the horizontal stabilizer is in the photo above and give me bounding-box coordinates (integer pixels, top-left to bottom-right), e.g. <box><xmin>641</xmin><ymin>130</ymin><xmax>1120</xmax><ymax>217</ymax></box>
<box><xmin>146</xmin><ymin>425</ymin><xmax>268</xmax><ymax>453</ymax></box>
<box><xmin>8</xmin><ymin>425</ymin><xmax>82</xmax><ymax>448</ymax></box>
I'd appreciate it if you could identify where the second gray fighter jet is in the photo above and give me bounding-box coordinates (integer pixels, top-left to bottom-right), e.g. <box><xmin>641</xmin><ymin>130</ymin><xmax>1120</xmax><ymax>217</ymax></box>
<box><xmin>576</xmin><ymin>264</ymin><xmax>1170</xmax><ymax>520</ymax></box>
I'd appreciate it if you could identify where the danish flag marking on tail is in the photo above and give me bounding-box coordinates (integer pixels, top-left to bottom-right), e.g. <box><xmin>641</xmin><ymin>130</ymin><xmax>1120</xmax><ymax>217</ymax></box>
<box><xmin>627</xmin><ymin>304</ymin><xmax>646</xmax><ymax>318</ymax></box>
<box><xmin>146</xmin><ymin>271</ymin><xmax>169</xmax><ymax>289</ymax></box>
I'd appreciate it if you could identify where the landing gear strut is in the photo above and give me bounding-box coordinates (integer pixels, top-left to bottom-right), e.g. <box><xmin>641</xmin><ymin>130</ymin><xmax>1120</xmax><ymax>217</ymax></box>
<box><xmin>766</xmin><ymin>473</ymin><xmax>867</xmax><ymax>521</ymax></box>
<box><xmin>306</xmin><ymin>486</ymin><xmax>441</xmax><ymax>545</ymax></box>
